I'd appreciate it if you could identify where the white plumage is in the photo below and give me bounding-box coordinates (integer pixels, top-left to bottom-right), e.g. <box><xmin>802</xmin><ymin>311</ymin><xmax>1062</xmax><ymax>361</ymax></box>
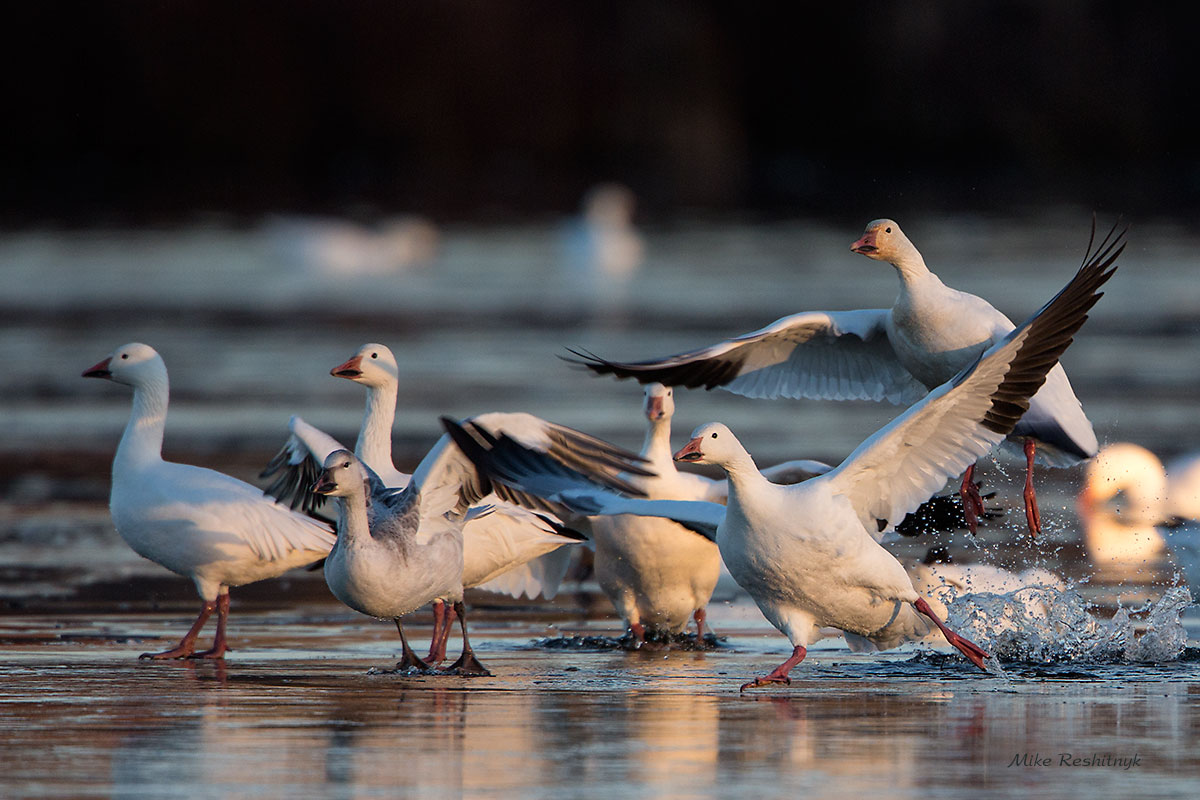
<box><xmin>474</xmin><ymin>250</ymin><xmax>1114</xmax><ymax>689</ymax></box>
<box><xmin>83</xmin><ymin>343</ymin><xmax>335</xmax><ymax>660</ymax></box>
<box><xmin>570</xmin><ymin>219</ymin><xmax>1125</xmax><ymax>537</ymax></box>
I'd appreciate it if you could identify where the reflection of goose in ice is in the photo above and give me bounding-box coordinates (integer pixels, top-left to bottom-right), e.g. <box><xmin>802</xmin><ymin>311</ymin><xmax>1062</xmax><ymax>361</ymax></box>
<box><xmin>264</xmin><ymin>214</ymin><xmax>439</xmax><ymax>276</ymax></box>
<box><xmin>1079</xmin><ymin>442</ymin><xmax>1200</xmax><ymax>588</ymax></box>
<box><xmin>560</xmin><ymin>183</ymin><xmax>644</xmax><ymax>309</ymax></box>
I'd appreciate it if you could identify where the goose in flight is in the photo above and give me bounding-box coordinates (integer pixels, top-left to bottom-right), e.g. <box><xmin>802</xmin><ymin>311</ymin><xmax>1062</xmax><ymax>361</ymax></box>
<box><xmin>567</xmin><ymin>220</ymin><xmax>1125</xmax><ymax>538</ymax></box>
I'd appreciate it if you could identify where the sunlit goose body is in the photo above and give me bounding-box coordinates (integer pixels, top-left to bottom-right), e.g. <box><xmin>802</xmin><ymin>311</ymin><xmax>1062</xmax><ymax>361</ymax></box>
<box><xmin>1078</xmin><ymin>442</ymin><xmax>1200</xmax><ymax>588</ymax></box>
<box><xmin>569</xmin><ymin>220</ymin><xmax>1125</xmax><ymax>538</ymax></box>
<box><xmin>262</xmin><ymin>344</ymin><xmax>588</xmax><ymax>662</ymax></box>
<box><xmin>464</xmin><ymin>252</ymin><xmax>1115</xmax><ymax>689</ymax></box>
<box><xmin>82</xmin><ymin>343</ymin><xmax>335</xmax><ymax>660</ymax></box>
<box><xmin>589</xmin><ymin>382</ymin><xmax>831</xmax><ymax>643</ymax></box>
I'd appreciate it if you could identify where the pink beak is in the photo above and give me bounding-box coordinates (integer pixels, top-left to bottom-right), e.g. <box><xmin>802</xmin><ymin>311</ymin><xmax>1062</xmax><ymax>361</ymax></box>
<box><xmin>850</xmin><ymin>231</ymin><xmax>877</xmax><ymax>255</ymax></box>
<box><xmin>673</xmin><ymin>436</ymin><xmax>704</xmax><ymax>463</ymax></box>
<box><xmin>331</xmin><ymin>355</ymin><xmax>363</xmax><ymax>379</ymax></box>
<box><xmin>82</xmin><ymin>357</ymin><xmax>113</xmax><ymax>379</ymax></box>
<box><xmin>646</xmin><ymin>396</ymin><xmax>665</xmax><ymax>421</ymax></box>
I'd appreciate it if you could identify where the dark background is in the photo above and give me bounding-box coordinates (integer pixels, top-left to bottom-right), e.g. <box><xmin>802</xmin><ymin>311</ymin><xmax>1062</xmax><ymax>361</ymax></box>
<box><xmin>3</xmin><ymin>1</ymin><xmax>1195</xmax><ymax>225</ymax></box>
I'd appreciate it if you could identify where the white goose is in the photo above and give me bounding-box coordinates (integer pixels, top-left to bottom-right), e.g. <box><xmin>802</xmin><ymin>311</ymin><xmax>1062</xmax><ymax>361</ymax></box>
<box><xmin>590</xmin><ymin>382</ymin><xmax>833</xmax><ymax>644</ymax></box>
<box><xmin>568</xmin><ymin>220</ymin><xmax>1125</xmax><ymax>538</ymax></box>
<box><xmin>262</xmin><ymin>343</ymin><xmax>588</xmax><ymax>663</ymax></box>
<box><xmin>1078</xmin><ymin>442</ymin><xmax>1200</xmax><ymax>588</ymax></box>
<box><xmin>458</xmin><ymin>251</ymin><xmax>1116</xmax><ymax>689</ymax></box>
<box><xmin>312</xmin><ymin>449</ymin><xmax>484</xmax><ymax>675</ymax></box>
<box><xmin>82</xmin><ymin>343</ymin><xmax>336</xmax><ymax>659</ymax></box>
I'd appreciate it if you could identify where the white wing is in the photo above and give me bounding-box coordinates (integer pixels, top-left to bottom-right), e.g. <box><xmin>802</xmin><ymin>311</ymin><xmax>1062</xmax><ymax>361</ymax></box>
<box><xmin>475</xmin><ymin>549</ymin><xmax>577</xmax><ymax>600</ymax></box>
<box><xmin>568</xmin><ymin>309</ymin><xmax>927</xmax><ymax>404</ymax></box>
<box><xmin>152</xmin><ymin>461</ymin><xmax>335</xmax><ymax>562</ymax></box>
<box><xmin>825</xmin><ymin>245</ymin><xmax>1117</xmax><ymax>532</ymax></box>
<box><xmin>460</xmin><ymin>504</ymin><xmax>583</xmax><ymax>593</ymax></box>
<box><xmin>553</xmin><ymin>489</ymin><xmax>724</xmax><ymax>541</ymax></box>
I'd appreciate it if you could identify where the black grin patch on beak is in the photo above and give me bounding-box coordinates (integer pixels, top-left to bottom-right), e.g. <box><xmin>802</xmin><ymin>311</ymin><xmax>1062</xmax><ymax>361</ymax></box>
<box><xmin>332</xmin><ymin>369</ymin><xmax>362</xmax><ymax>378</ymax></box>
<box><xmin>675</xmin><ymin>452</ymin><xmax>703</xmax><ymax>462</ymax></box>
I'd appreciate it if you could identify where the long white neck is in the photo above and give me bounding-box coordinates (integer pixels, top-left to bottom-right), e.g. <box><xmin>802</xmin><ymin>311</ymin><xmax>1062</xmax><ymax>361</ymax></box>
<box><xmin>717</xmin><ymin>448</ymin><xmax>765</xmax><ymax>497</ymax></box>
<box><xmin>114</xmin><ymin>372</ymin><xmax>169</xmax><ymax>473</ymax></box>
<box><xmin>888</xmin><ymin>240</ymin><xmax>943</xmax><ymax>293</ymax></box>
<box><xmin>354</xmin><ymin>382</ymin><xmax>398</xmax><ymax>474</ymax></box>
<box><xmin>641</xmin><ymin>415</ymin><xmax>675</xmax><ymax>470</ymax></box>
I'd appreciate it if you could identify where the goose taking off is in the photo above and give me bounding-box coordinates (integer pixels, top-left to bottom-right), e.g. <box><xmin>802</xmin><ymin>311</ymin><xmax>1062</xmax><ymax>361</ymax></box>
<box><xmin>459</xmin><ymin>247</ymin><xmax>1115</xmax><ymax>690</ymax></box>
<box><xmin>567</xmin><ymin>220</ymin><xmax>1125</xmax><ymax>538</ymax></box>
<box><xmin>82</xmin><ymin>343</ymin><xmax>336</xmax><ymax>660</ymax></box>
<box><xmin>260</xmin><ymin>343</ymin><xmax>590</xmax><ymax>663</ymax></box>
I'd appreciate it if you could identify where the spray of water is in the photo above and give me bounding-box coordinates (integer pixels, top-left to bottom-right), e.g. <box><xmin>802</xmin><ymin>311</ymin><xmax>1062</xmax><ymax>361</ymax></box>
<box><xmin>946</xmin><ymin>584</ymin><xmax>1192</xmax><ymax>663</ymax></box>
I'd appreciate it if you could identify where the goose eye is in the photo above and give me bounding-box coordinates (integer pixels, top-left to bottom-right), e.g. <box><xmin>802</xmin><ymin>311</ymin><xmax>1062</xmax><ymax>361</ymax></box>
<box><xmin>711</xmin><ymin>432</ymin><xmax>718</xmax><ymax>439</ymax></box>
<box><xmin>121</xmin><ymin>353</ymin><xmax>129</xmax><ymax>359</ymax></box>
<box><xmin>371</xmin><ymin>352</ymin><xmax>378</xmax><ymax>359</ymax></box>
<box><xmin>885</xmin><ymin>226</ymin><xmax>892</xmax><ymax>233</ymax></box>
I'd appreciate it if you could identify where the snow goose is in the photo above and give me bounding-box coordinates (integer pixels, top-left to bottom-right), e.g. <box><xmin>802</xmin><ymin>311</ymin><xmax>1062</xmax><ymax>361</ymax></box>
<box><xmin>1077</xmin><ymin>442</ymin><xmax>1200</xmax><ymax>587</ymax></box>
<box><xmin>320</xmin><ymin>412</ymin><xmax>651</xmax><ymax>673</ymax></box>
<box><xmin>312</xmin><ymin>449</ymin><xmax>484</xmax><ymax>675</ymax></box>
<box><xmin>262</xmin><ymin>343</ymin><xmax>591</xmax><ymax>662</ymax></box>
<box><xmin>82</xmin><ymin>343</ymin><xmax>336</xmax><ymax>659</ymax></box>
<box><xmin>567</xmin><ymin>220</ymin><xmax>1125</xmax><ymax>538</ymax></box>
<box><xmin>459</xmin><ymin>250</ymin><xmax>1116</xmax><ymax>689</ymax></box>
<box><xmin>591</xmin><ymin>381</ymin><xmax>849</xmax><ymax>645</ymax></box>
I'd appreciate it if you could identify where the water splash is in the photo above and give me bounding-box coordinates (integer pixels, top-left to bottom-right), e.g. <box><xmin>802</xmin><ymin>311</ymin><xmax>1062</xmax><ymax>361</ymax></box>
<box><xmin>947</xmin><ymin>584</ymin><xmax>1192</xmax><ymax>663</ymax></box>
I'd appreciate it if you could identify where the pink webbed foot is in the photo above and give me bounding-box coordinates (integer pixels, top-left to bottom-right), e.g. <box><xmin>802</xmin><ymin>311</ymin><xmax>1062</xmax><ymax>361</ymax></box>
<box><xmin>740</xmin><ymin>645</ymin><xmax>807</xmax><ymax>692</ymax></box>
<box><xmin>914</xmin><ymin>596</ymin><xmax>990</xmax><ymax>671</ymax></box>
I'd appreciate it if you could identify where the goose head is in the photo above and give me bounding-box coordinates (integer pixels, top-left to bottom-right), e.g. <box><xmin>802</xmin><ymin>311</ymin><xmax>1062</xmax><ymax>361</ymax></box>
<box><xmin>1078</xmin><ymin>442</ymin><xmax>1169</xmax><ymax>526</ymax></box>
<box><xmin>850</xmin><ymin>218</ymin><xmax>918</xmax><ymax>264</ymax></box>
<box><xmin>330</xmin><ymin>343</ymin><xmax>398</xmax><ymax>388</ymax></box>
<box><xmin>642</xmin><ymin>382</ymin><xmax>675</xmax><ymax>423</ymax></box>
<box><xmin>82</xmin><ymin>342</ymin><xmax>166</xmax><ymax>388</ymax></box>
<box><xmin>672</xmin><ymin>422</ymin><xmax>742</xmax><ymax>467</ymax></box>
<box><xmin>313</xmin><ymin>450</ymin><xmax>371</xmax><ymax>500</ymax></box>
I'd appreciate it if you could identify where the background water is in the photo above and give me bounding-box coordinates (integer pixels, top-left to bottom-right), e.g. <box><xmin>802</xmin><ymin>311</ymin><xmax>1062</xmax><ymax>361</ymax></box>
<box><xmin>1</xmin><ymin>214</ymin><xmax>1199</xmax><ymax>797</ymax></box>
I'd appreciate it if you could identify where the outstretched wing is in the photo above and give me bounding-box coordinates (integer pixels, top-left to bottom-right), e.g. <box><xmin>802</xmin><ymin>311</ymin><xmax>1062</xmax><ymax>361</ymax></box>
<box><xmin>260</xmin><ymin>416</ymin><xmax>348</xmax><ymax>516</ymax></box>
<box><xmin>565</xmin><ymin>309</ymin><xmax>926</xmax><ymax>404</ymax></box>
<box><xmin>825</xmin><ymin>224</ymin><xmax>1122</xmax><ymax>532</ymax></box>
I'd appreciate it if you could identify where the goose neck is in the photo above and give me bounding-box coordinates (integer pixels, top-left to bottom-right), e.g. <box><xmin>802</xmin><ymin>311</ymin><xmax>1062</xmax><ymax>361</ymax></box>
<box><xmin>355</xmin><ymin>383</ymin><xmax>398</xmax><ymax>473</ymax></box>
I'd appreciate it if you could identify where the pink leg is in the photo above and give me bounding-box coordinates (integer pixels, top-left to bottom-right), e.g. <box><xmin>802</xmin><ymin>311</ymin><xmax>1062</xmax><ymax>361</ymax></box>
<box><xmin>190</xmin><ymin>593</ymin><xmax>231</xmax><ymax>659</ymax></box>
<box><xmin>914</xmin><ymin>596</ymin><xmax>990</xmax><ymax>671</ymax></box>
<box><xmin>741</xmin><ymin>645</ymin><xmax>807</xmax><ymax>692</ymax></box>
<box><xmin>693</xmin><ymin>607</ymin><xmax>707</xmax><ymax>640</ymax></box>
<box><xmin>139</xmin><ymin>599</ymin><xmax>215</xmax><ymax>660</ymax></box>
<box><xmin>434</xmin><ymin>603</ymin><xmax>457</xmax><ymax>664</ymax></box>
<box><xmin>959</xmin><ymin>464</ymin><xmax>984</xmax><ymax>535</ymax></box>
<box><xmin>425</xmin><ymin>599</ymin><xmax>449</xmax><ymax>664</ymax></box>
<box><xmin>1023</xmin><ymin>438</ymin><xmax>1041</xmax><ymax>538</ymax></box>
<box><xmin>629</xmin><ymin>621</ymin><xmax>646</xmax><ymax>648</ymax></box>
